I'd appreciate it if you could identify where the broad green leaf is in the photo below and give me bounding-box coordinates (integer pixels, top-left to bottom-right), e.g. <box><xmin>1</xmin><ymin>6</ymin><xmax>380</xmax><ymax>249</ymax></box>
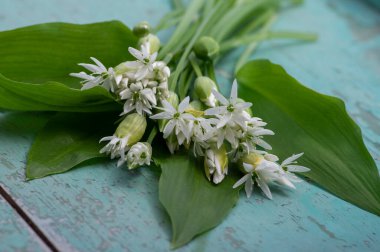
<box><xmin>26</xmin><ymin>112</ymin><xmax>117</xmax><ymax>179</ymax></box>
<box><xmin>159</xmin><ymin>154</ymin><xmax>239</xmax><ymax>248</ymax></box>
<box><xmin>0</xmin><ymin>21</ymin><xmax>137</xmax><ymax>88</ymax></box>
<box><xmin>0</xmin><ymin>21</ymin><xmax>137</xmax><ymax>112</ymax></box>
<box><xmin>0</xmin><ymin>75</ymin><xmax>121</xmax><ymax>112</ymax></box>
<box><xmin>237</xmin><ymin>60</ymin><xmax>380</xmax><ymax>215</ymax></box>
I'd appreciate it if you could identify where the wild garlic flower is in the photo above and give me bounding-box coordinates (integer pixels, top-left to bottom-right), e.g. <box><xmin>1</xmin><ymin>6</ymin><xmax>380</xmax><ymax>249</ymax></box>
<box><xmin>204</xmin><ymin>145</ymin><xmax>228</xmax><ymax>184</ymax></box>
<box><xmin>99</xmin><ymin>113</ymin><xmax>147</xmax><ymax>167</ymax></box>
<box><xmin>127</xmin><ymin>42</ymin><xmax>158</xmax><ymax>81</ymax></box>
<box><xmin>190</xmin><ymin>117</ymin><xmax>215</xmax><ymax>156</ymax></box>
<box><xmin>205</xmin><ymin>80</ymin><xmax>251</xmax><ymax>129</ymax></box>
<box><xmin>126</xmin><ymin>142</ymin><xmax>152</xmax><ymax>169</ymax></box>
<box><xmin>120</xmin><ymin>80</ymin><xmax>158</xmax><ymax>115</ymax></box>
<box><xmin>70</xmin><ymin>57</ymin><xmax>118</xmax><ymax>91</ymax></box>
<box><xmin>280</xmin><ymin>153</ymin><xmax>310</xmax><ymax>182</ymax></box>
<box><xmin>233</xmin><ymin>153</ymin><xmax>310</xmax><ymax>199</ymax></box>
<box><xmin>150</xmin><ymin>97</ymin><xmax>195</xmax><ymax>145</ymax></box>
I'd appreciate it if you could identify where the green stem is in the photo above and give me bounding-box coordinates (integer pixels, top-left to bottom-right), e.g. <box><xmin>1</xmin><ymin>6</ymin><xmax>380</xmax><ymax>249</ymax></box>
<box><xmin>147</xmin><ymin>127</ymin><xmax>158</xmax><ymax>144</ymax></box>
<box><xmin>189</xmin><ymin>55</ymin><xmax>203</xmax><ymax>77</ymax></box>
<box><xmin>170</xmin><ymin>1</ymin><xmax>223</xmax><ymax>91</ymax></box>
<box><xmin>206</xmin><ymin>61</ymin><xmax>219</xmax><ymax>89</ymax></box>
<box><xmin>235</xmin><ymin>14</ymin><xmax>278</xmax><ymax>73</ymax></box>
<box><xmin>220</xmin><ymin>31</ymin><xmax>317</xmax><ymax>51</ymax></box>
<box><xmin>158</xmin><ymin>0</ymin><xmax>204</xmax><ymax>60</ymax></box>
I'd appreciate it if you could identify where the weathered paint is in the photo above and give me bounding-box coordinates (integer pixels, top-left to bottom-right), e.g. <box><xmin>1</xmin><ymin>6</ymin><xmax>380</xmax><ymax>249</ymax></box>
<box><xmin>0</xmin><ymin>0</ymin><xmax>379</xmax><ymax>251</ymax></box>
<box><xmin>0</xmin><ymin>196</ymin><xmax>49</xmax><ymax>252</ymax></box>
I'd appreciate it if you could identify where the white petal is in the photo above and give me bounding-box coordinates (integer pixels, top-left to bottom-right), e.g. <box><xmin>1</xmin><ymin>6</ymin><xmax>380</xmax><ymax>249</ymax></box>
<box><xmin>286</xmin><ymin>165</ymin><xmax>310</xmax><ymax>172</ymax></box>
<box><xmin>230</xmin><ymin>79</ymin><xmax>238</xmax><ymax>101</ymax></box>
<box><xmin>212</xmin><ymin>89</ymin><xmax>229</xmax><ymax>105</ymax></box>
<box><xmin>242</xmin><ymin>163</ymin><xmax>254</xmax><ymax>173</ymax></box>
<box><xmin>128</xmin><ymin>47</ymin><xmax>144</xmax><ymax>61</ymax></box>
<box><xmin>90</xmin><ymin>57</ymin><xmax>107</xmax><ymax>72</ymax></box>
<box><xmin>256</xmin><ymin>177</ymin><xmax>272</xmax><ymax>200</ymax></box>
<box><xmin>79</xmin><ymin>63</ymin><xmax>103</xmax><ymax>73</ymax></box>
<box><xmin>245</xmin><ymin>176</ymin><xmax>253</xmax><ymax>198</ymax></box>
<box><xmin>163</xmin><ymin>120</ymin><xmax>176</xmax><ymax>138</ymax></box>
<box><xmin>255</xmin><ymin>138</ymin><xmax>272</xmax><ymax>150</ymax></box>
<box><xmin>161</xmin><ymin>99</ymin><xmax>176</xmax><ymax>113</ymax></box>
<box><xmin>178</xmin><ymin>96</ymin><xmax>190</xmax><ymax>113</ymax></box>
<box><xmin>150</xmin><ymin>112</ymin><xmax>172</xmax><ymax>120</ymax></box>
<box><xmin>233</xmin><ymin>174</ymin><xmax>250</xmax><ymax>188</ymax></box>
<box><xmin>281</xmin><ymin>153</ymin><xmax>304</xmax><ymax>166</ymax></box>
<box><xmin>204</xmin><ymin>106</ymin><xmax>227</xmax><ymax>116</ymax></box>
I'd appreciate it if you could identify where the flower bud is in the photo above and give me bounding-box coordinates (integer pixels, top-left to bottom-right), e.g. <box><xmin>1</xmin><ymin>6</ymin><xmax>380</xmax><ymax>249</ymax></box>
<box><xmin>193</xmin><ymin>36</ymin><xmax>220</xmax><ymax>60</ymax></box>
<box><xmin>158</xmin><ymin>91</ymin><xmax>179</xmax><ymax>132</ymax></box>
<box><xmin>194</xmin><ymin>76</ymin><xmax>218</xmax><ymax>107</ymax></box>
<box><xmin>133</xmin><ymin>21</ymin><xmax>151</xmax><ymax>38</ymax></box>
<box><xmin>126</xmin><ymin>142</ymin><xmax>152</xmax><ymax>169</ymax></box>
<box><xmin>115</xmin><ymin>113</ymin><xmax>147</xmax><ymax>145</ymax></box>
<box><xmin>139</xmin><ymin>34</ymin><xmax>160</xmax><ymax>54</ymax></box>
<box><xmin>204</xmin><ymin>145</ymin><xmax>228</xmax><ymax>184</ymax></box>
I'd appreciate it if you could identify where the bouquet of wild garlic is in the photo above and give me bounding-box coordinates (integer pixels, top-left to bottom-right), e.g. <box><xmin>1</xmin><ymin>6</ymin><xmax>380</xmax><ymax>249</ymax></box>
<box><xmin>0</xmin><ymin>0</ymin><xmax>379</xmax><ymax>248</ymax></box>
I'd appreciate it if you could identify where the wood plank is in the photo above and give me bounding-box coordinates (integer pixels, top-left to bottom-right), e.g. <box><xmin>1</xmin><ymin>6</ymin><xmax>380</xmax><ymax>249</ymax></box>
<box><xmin>0</xmin><ymin>0</ymin><xmax>379</xmax><ymax>251</ymax></box>
<box><xmin>0</xmin><ymin>195</ymin><xmax>49</xmax><ymax>252</ymax></box>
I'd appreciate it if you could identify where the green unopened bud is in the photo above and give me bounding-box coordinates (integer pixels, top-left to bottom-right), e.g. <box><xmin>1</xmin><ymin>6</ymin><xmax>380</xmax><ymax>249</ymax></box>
<box><xmin>115</xmin><ymin>113</ymin><xmax>147</xmax><ymax>145</ymax></box>
<box><xmin>193</xmin><ymin>36</ymin><xmax>220</xmax><ymax>60</ymax></box>
<box><xmin>139</xmin><ymin>34</ymin><xmax>161</xmax><ymax>54</ymax></box>
<box><xmin>236</xmin><ymin>98</ymin><xmax>252</xmax><ymax>116</ymax></box>
<box><xmin>189</xmin><ymin>100</ymin><xmax>204</xmax><ymax>111</ymax></box>
<box><xmin>133</xmin><ymin>21</ymin><xmax>151</xmax><ymax>38</ymax></box>
<box><xmin>194</xmin><ymin>76</ymin><xmax>218</xmax><ymax>107</ymax></box>
<box><xmin>158</xmin><ymin>91</ymin><xmax>179</xmax><ymax>132</ymax></box>
<box><xmin>204</xmin><ymin>145</ymin><xmax>228</xmax><ymax>184</ymax></box>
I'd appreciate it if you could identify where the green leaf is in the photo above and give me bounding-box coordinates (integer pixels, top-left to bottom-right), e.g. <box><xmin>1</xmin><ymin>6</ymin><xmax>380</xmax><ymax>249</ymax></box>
<box><xmin>158</xmin><ymin>154</ymin><xmax>239</xmax><ymax>248</ymax></box>
<box><xmin>237</xmin><ymin>60</ymin><xmax>380</xmax><ymax>215</ymax></box>
<box><xmin>26</xmin><ymin>112</ymin><xmax>117</xmax><ymax>179</ymax></box>
<box><xmin>0</xmin><ymin>21</ymin><xmax>137</xmax><ymax>112</ymax></box>
<box><xmin>0</xmin><ymin>75</ymin><xmax>121</xmax><ymax>112</ymax></box>
<box><xmin>0</xmin><ymin>21</ymin><xmax>137</xmax><ymax>88</ymax></box>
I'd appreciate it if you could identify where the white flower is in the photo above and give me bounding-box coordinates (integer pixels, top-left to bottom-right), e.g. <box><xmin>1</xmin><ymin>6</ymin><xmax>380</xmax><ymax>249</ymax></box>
<box><xmin>70</xmin><ymin>57</ymin><xmax>118</xmax><ymax>92</ymax></box>
<box><xmin>280</xmin><ymin>153</ymin><xmax>310</xmax><ymax>182</ymax></box>
<box><xmin>100</xmin><ymin>135</ymin><xmax>130</xmax><ymax>167</ymax></box>
<box><xmin>120</xmin><ymin>80</ymin><xmax>157</xmax><ymax>115</ymax></box>
<box><xmin>99</xmin><ymin>113</ymin><xmax>146</xmax><ymax>167</ymax></box>
<box><xmin>212</xmin><ymin>124</ymin><xmax>242</xmax><ymax>149</ymax></box>
<box><xmin>233</xmin><ymin>154</ymin><xmax>295</xmax><ymax>199</ymax></box>
<box><xmin>126</xmin><ymin>142</ymin><xmax>152</xmax><ymax>169</ymax></box>
<box><xmin>150</xmin><ymin>97</ymin><xmax>194</xmax><ymax>145</ymax></box>
<box><xmin>205</xmin><ymin>79</ymin><xmax>251</xmax><ymax>129</ymax></box>
<box><xmin>151</xmin><ymin>61</ymin><xmax>170</xmax><ymax>82</ymax></box>
<box><xmin>191</xmin><ymin>117</ymin><xmax>214</xmax><ymax>156</ymax></box>
<box><xmin>204</xmin><ymin>146</ymin><xmax>228</xmax><ymax>184</ymax></box>
<box><xmin>128</xmin><ymin>42</ymin><xmax>158</xmax><ymax>81</ymax></box>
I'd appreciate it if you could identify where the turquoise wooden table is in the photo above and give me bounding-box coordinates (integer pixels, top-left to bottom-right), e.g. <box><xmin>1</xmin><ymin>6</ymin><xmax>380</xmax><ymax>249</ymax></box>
<box><xmin>0</xmin><ymin>0</ymin><xmax>379</xmax><ymax>251</ymax></box>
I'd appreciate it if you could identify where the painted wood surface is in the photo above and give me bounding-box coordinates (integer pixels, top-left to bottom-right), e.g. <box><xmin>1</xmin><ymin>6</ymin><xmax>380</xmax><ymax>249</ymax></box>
<box><xmin>0</xmin><ymin>0</ymin><xmax>379</xmax><ymax>251</ymax></box>
<box><xmin>0</xmin><ymin>195</ymin><xmax>49</xmax><ymax>252</ymax></box>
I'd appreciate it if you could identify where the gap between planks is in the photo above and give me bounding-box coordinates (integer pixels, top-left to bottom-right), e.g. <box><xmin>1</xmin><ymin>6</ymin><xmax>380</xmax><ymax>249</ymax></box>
<box><xmin>0</xmin><ymin>185</ymin><xmax>59</xmax><ymax>252</ymax></box>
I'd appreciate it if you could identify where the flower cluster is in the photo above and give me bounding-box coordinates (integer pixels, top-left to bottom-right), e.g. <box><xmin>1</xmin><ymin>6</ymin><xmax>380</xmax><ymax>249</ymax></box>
<box><xmin>71</xmin><ymin>34</ymin><xmax>169</xmax><ymax>168</ymax></box>
<box><xmin>71</xmin><ymin>28</ymin><xmax>310</xmax><ymax>200</ymax></box>
<box><xmin>150</xmin><ymin>79</ymin><xmax>310</xmax><ymax>198</ymax></box>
